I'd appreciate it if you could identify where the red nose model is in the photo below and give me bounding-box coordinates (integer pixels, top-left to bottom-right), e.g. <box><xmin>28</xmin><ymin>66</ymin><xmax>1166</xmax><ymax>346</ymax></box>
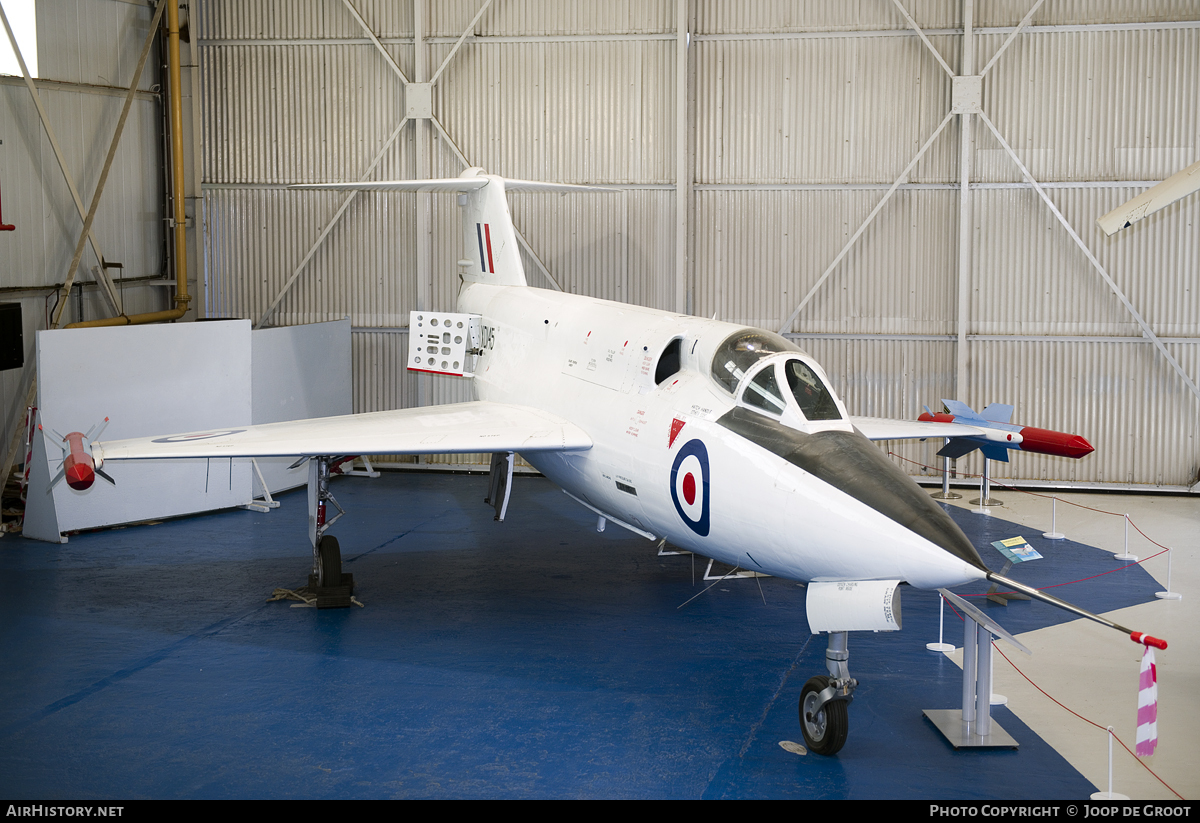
<box><xmin>917</xmin><ymin>400</ymin><xmax>1094</xmax><ymax>462</ymax></box>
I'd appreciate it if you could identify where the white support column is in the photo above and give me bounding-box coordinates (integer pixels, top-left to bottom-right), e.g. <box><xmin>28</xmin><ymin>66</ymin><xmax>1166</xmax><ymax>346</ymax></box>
<box><xmin>414</xmin><ymin>0</ymin><xmax>430</xmax><ymax>411</ymax></box>
<box><xmin>675</xmin><ymin>0</ymin><xmax>690</xmax><ymax>314</ymax></box>
<box><xmin>956</xmin><ymin>0</ymin><xmax>974</xmax><ymax>400</ymax></box>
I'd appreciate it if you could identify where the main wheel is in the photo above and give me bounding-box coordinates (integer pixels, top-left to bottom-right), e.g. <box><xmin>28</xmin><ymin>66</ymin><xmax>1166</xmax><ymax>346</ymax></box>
<box><xmin>799</xmin><ymin>675</ymin><xmax>849</xmax><ymax>756</ymax></box>
<box><xmin>317</xmin><ymin>535</ymin><xmax>342</xmax><ymax>587</ymax></box>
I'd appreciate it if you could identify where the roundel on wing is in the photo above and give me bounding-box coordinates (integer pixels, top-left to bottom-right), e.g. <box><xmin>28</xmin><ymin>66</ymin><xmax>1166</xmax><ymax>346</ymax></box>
<box><xmin>671</xmin><ymin>439</ymin><xmax>710</xmax><ymax>537</ymax></box>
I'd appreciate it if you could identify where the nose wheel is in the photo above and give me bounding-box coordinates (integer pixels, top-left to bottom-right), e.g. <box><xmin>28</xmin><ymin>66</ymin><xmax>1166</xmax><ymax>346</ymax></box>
<box><xmin>799</xmin><ymin>676</ymin><xmax>849</xmax><ymax>755</ymax></box>
<box><xmin>798</xmin><ymin>631</ymin><xmax>855</xmax><ymax>755</ymax></box>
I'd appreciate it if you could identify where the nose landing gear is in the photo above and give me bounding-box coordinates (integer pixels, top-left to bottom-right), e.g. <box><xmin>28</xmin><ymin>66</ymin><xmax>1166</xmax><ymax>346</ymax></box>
<box><xmin>798</xmin><ymin>631</ymin><xmax>856</xmax><ymax>755</ymax></box>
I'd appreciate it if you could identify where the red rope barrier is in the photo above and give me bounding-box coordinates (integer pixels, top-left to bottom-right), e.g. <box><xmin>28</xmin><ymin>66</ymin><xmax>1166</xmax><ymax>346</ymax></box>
<box><xmin>888</xmin><ymin>452</ymin><xmax>1177</xmax><ymax>570</ymax></box>
<box><xmin>910</xmin><ymin>452</ymin><xmax>1183</xmax><ymax>796</ymax></box>
<box><xmin>991</xmin><ymin>642</ymin><xmax>1184</xmax><ymax>800</ymax></box>
<box><xmin>937</xmin><ymin>599</ymin><xmax>1182</xmax><ymax>799</ymax></box>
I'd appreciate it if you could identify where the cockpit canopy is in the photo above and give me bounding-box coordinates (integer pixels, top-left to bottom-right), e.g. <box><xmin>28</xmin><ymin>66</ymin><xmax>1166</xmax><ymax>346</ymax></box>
<box><xmin>710</xmin><ymin>329</ymin><xmax>797</xmax><ymax>394</ymax></box>
<box><xmin>711</xmin><ymin>329</ymin><xmax>844</xmax><ymax>424</ymax></box>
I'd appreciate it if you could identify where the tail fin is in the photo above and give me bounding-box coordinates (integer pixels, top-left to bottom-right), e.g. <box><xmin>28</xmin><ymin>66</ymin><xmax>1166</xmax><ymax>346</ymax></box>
<box><xmin>290</xmin><ymin>169</ymin><xmax>613</xmax><ymax>289</ymax></box>
<box><xmin>460</xmin><ymin>170</ymin><xmax>525</xmax><ymax>286</ymax></box>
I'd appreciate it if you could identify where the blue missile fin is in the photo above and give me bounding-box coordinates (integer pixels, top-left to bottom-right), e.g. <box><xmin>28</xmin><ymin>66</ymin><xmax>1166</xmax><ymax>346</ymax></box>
<box><xmin>936</xmin><ymin>439</ymin><xmax>980</xmax><ymax>460</ymax></box>
<box><xmin>941</xmin><ymin>399</ymin><xmax>984</xmax><ymax>424</ymax></box>
<box><xmin>979</xmin><ymin>403</ymin><xmax>1014</xmax><ymax>424</ymax></box>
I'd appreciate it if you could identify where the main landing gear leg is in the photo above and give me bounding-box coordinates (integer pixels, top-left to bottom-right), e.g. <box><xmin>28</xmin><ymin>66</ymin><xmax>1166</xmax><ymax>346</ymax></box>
<box><xmin>306</xmin><ymin>456</ymin><xmax>354</xmax><ymax>608</ymax></box>
<box><xmin>484</xmin><ymin>451</ymin><xmax>515</xmax><ymax>521</ymax></box>
<box><xmin>799</xmin><ymin>631</ymin><xmax>856</xmax><ymax>755</ymax></box>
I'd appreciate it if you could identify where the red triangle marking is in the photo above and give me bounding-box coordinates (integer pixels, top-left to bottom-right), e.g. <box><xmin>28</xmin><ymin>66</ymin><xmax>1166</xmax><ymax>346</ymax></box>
<box><xmin>669</xmin><ymin>418</ymin><xmax>686</xmax><ymax>448</ymax></box>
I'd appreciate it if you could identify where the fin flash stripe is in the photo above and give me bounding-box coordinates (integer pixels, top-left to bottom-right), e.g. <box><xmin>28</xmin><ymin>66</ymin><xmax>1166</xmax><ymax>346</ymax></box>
<box><xmin>476</xmin><ymin>223</ymin><xmax>496</xmax><ymax>274</ymax></box>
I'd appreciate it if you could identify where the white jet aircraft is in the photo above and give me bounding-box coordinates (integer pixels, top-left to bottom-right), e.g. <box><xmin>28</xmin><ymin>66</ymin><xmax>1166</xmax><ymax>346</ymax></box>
<box><xmin>70</xmin><ymin>169</ymin><xmax>1165</xmax><ymax>755</ymax></box>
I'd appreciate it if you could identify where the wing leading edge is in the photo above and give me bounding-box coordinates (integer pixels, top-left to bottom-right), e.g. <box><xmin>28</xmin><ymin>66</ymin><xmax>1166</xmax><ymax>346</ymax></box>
<box><xmin>92</xmin><ymin>401</ymin><xmax>592</xmax><ymax>463</ymax></box>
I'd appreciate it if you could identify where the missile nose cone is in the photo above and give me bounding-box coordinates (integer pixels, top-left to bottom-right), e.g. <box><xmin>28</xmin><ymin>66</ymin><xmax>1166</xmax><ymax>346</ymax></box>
<box><xmin>1018</xmin><ymin>426</ymin><xmax>1095</xmax><ymax>459</ymax></box>
<box><xmin>65</xmin><ymin>457</ymin><xmax>96</xmax><ymax>490</ymax></box>
<box><xmin>61</xmin><ymin>431</ymin><xmax>98</xmax><ymax>490</ymax></box>
<box><xmin>1067</xmin><ymin>435</ymin><xmax>1094</xmax><ymax>458</ymax></box>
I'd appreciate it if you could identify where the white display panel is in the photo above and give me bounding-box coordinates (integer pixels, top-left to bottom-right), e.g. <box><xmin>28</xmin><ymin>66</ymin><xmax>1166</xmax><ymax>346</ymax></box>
<box><xmin>26</xmin><ymin>321</ymin><xmax>253</xmax><ymax>541</ymax></box>
<box><xmin>250</xmin><ymin>318</ymin><xmax>352</xmax><ymax>496</ymax></box>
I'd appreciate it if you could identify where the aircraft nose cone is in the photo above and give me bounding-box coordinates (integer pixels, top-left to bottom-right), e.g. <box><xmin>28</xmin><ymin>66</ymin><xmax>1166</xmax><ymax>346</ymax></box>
<box><xmin>794</xmin><ymin>429</ymin><xmax>987</xmax><ymax>573</ymax></box>
<box><xmin>717</xmin><ymin>408</ymin><xmax>987</xmax><ymax>574</ymax></box>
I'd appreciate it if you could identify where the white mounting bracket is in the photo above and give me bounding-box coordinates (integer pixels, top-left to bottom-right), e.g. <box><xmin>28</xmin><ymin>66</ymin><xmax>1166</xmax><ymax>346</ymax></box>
<box><xmin>242</xmin><ymin>457</ymin><xmax>281</xmax><ymax>513</ymax></box>
<box><xmin>703</xmin><ymin>557</ymin><xmax>770</xmax><ymax>581</ymax></box>
<box><xmin>952</xmin><ymin>75</ymin><xmax>982</xmax><ymax>114</ymax></box>
<box><xmin>405</xmin><ymin>83</ymin><xmax>432</xmax><ymax>119</ymax></box>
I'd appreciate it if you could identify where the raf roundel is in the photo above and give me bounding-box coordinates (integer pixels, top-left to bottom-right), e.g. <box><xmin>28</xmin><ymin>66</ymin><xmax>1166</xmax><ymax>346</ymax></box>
<box><xmin>670</xmin><ymin>439</ymin><xmax>710</xmax><ymax>537</ymax></box>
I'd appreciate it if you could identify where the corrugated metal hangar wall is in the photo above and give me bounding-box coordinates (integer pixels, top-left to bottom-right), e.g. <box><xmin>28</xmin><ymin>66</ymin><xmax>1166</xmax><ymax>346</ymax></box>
<box><xmin>4</xmin><ymin>1</ymin><xmax>1198</xmax><ymax>492</ymax></box>
<box><xmin>0</xmin><ymin>0</ymin><xmax>213</xmax><ymax>488</ymax></box>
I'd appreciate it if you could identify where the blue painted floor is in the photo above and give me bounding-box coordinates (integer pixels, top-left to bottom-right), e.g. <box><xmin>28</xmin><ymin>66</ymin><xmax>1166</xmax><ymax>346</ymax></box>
<box><xmin>0</xmin><ymin>472</ymin><xmax>1161</xmax><ymax>799</ymax></box>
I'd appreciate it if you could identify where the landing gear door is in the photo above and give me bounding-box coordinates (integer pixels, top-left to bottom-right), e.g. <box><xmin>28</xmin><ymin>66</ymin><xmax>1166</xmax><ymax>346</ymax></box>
<box><xmin>806</xmin><ymin>580</ymin><xmax>902</xmax><ymax>633</ymax></box>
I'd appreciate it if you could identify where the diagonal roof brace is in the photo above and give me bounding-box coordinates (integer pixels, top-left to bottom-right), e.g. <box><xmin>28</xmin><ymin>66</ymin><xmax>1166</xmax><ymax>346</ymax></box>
<box><xmin>259</xmin><ymin>0</ymin><xmax>504</xmax><ymax>327</ymax></box>
<box><xmin>978</xmin><ymin>110</ymin><xmax>1200</xmax><ymax>405</ymax></box>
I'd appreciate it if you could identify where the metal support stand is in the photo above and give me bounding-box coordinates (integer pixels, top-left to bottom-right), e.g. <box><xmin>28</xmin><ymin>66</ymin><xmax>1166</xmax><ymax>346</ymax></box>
<box><xmin>345</xmin><ymin>455</ymin><xmax>381</xmax><ymax>477</ymax></box>
<box><xmin>703</xmin><ymin>557</ymin><xmax>769</xmax><ymax>580</ymax></box>
<box><xmin>970</xmin><ymin>459</ymin><xmax>1002</xmax><ymax>509</ymax></box>
<box><xmin>1156</xmin><ymin>548</ymin><xmax>1182</xmax><ymax>600</ymax></box>
<box><xmin>655</xmin><ymin>538</ymin><xmax>691</xmax><ymax>557</ymax></box>
<box><xmin>1090</xmin><ymin>727</ymin><xmax>1130</xmax><ymax>800</ymax></box>
<box><xmin>926</xmin><ymin>593</ymin><xmax>955</xmax><ymax>652</ymax></box>
<box><xmin>929</xmin><ymin>440</ymin><xmax>961</xmax><ymax>500</ymax></box>
<box><xmin>1113</xmin><ymin>513</ymin><xmax>1138</xmax><ymax>562</ymax></box>
<box><xmin>924</xmin><ymin>590</ymin><xmax>1026</xmax><ymax>749</ymax></box>
<box><xmin>1042</xmin><ymin>496</ymin><xmax>1065</xmax><ymax>540</ymax></box>
<box><xmin>985</xmin><ymin>560</ymin><xmax>1031</xmax><ymax>607</ymax></box>
<box><xmin>242</xmin><ymin>457</ymin><xmax>281</xmax><ymax>513</ymax></box>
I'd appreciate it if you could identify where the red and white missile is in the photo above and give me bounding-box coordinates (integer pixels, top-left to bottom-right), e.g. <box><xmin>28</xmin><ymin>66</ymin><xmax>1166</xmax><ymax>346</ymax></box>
<box><xmin>44</xmin><ymin>418</ymin><xmax>116</xmax><ymax>491</ymax></box>
<box><xmin>918</xmin><ymin>400</ymin><xmax>1094</xmax><ymax>462</ymax></box>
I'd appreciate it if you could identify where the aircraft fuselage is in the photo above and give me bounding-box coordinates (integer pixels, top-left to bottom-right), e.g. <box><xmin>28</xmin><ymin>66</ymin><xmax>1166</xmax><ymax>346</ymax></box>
<box><xmin>459</xmin><ymin>282</ymin><xmax>988</xmax><ymax>591</ymax></box>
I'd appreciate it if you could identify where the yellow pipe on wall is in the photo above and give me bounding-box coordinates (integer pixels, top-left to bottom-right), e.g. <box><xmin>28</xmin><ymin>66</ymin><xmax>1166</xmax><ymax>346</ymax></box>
<box><xmin>67</xmin><ymin>1</ymin><xmax>190</xmax><ymax>330</ymax></box>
